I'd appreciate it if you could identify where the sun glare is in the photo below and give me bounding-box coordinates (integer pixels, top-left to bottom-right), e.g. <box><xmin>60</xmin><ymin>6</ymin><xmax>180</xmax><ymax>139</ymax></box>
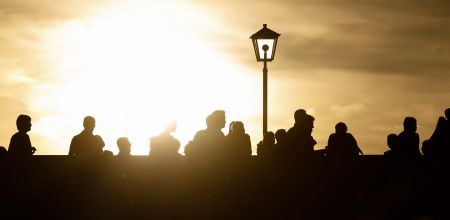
<box><xmin>30</xmin><ymin>1</ymin><xmax>260</xmax><ymax>155</ymax></box>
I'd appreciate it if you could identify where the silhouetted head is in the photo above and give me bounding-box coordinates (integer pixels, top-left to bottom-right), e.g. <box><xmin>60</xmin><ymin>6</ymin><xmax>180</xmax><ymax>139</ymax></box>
<box><xmin>387</xmin><ymin>133</ymin><xmax>398</xmax><ymax>150</ymax></box>
<box><xmin>83</xmin><ymin>116</ymin><xmax>96</xmax><ymax>133</ymax></box>
<box><xmin>206</xmin><ymin>110</ymin><xmax>226</xmax><ymax>130</ymax></box>
<box><xmin>275</xmin><ymin>129</ymin><xmax>287</xmax><ymax>142</ymax></box>
<box><xmin>230</xmin><ymin>121</ymin><xmax>245</xmax><ymax>135</ymax></box>
<box><xmin>117</xmin><ymin>137</ymin><xmax>131</xmax><ymax>154</ymax></box>
<box><xmin>228</xmin><ymin>121</ymin><xmax>235</xmax><ymax>134</ymax></box>
<box><xmin>263</xmin><ymin>131</ymin><xmax>275</xmax><ymax>145</ymax></box>
<box><xmin>335</xmin><ymin>122</ymin><xmax>347</xmax><ymax>134</ymax></box>
<box><xmin>304</xmin><ymin>115</ymin><xmax>315</xmax><ymax>133</ymax></box>
<box><xmin>403</xmin><ymin>117</ymin><xmax>417</xmax><ymax>133</ymax></box>
<box><xmin>445</xmin><ymin>108</ymin><xmax>450</xmax><ymax>120</ymax></box>
<box><xmin>0</xmin><ymin>146</ymin><xmax>7</xmax><ymax>156</ymax></box>
<box><xmin>16</xmin><ymin>114</ymin><xmax>32</xmax><ymax>132</ymax></box>
<box><xmin>102</xmin><ymin>150</ymin><xmax>114</xmax><ymax>158</ymax></box>
<box><xmin>294</xmin><ymin>109</ymin><xmax>307</xmax><ymax>124</ymax></box>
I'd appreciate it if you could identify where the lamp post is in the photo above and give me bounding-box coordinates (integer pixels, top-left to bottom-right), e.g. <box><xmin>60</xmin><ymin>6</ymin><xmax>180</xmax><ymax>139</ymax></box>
<box><xmin>250</xmin><ymin>24</ymin><xmax>280</xmax><ymax>135</ymax></box>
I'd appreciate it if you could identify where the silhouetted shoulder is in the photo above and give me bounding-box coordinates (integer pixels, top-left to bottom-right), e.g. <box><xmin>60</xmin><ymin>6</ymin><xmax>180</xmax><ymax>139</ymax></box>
<box><xmin>117</xmin><ymin>137</ymin><xmax>132</xmax><ymax>158</ymax></box>
<box><xmin>422</xmin><ymin>109</ymin><xmax>450</xmax><ymax>157</ymax></box>
<box><xmin>396</xmin><ymin>117</ymin><xmax>421</xmax><ymax>156</ymax></box>
<box><xmin>150</xmin><ymin>132</ymin><xmax>181</xmax><ymax>158</ymax></box>
<box><xmin>0</xmin><ymin>146</ymin><xmax>7</xmax><ymax>157</ymax></box>
<box><xmin>69</xmin><ymin>131</ymin><xmax>104</xmax><ymax>157</ymax></box>
<box><xmin>225</xmin><ymin>121</ymin><xmax>252</xmax><ymax>157</ymax></box>
<box><xmin>8</xmin><ymin>132</ymin><xmax>34</xmax><ymax>157</ymax></box>
<box><xmin>8</xmin><ymin>114</ymin><xmax>35</xmax><ymax>157</ymax></box>
<box><xmin>69</xmin><ymin>116</ymin><xmax>104</xmax><ymax>157</ymax></box>
<box><xmin>326</xmin><ymin>122</ymin><xmax>361</xmax><ymax>158</ymax></box>
<box><xmin>185</xmin><ymin>110</ymin><xmax>227</xmax><ymax>161</ymax></box>
<box><xmin>257</xmin><ymin>132</ymin><xmax>275</xmax><ymax>158</ymax></box>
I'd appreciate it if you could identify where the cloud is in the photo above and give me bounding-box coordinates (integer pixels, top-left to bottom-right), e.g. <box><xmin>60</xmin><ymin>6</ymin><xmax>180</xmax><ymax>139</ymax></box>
<box><xmin>0</xmin><ymin>0</ymin><xmax>112</xmax><ymax>150</ymax></box>
<box><xmin>196</xmin><ymin>0</ymin><xmax>450</xmax><ymax>77</ymax></box>
<box><xmin>0</xmin><ymin>0</ymin><xmax>449</xmax><ymax>154</ymax></box>
<box><xmin>331</xmin><ymin>103</ymin><xmax>366</xmax><ymax>117</ymax></box>
<box><xmin>3</xmin><ymin>69</ymin><xmax>36</xmax><ymax>84</ymax></box>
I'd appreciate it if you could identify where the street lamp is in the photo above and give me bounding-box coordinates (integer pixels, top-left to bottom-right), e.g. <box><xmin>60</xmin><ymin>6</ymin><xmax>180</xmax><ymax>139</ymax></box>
<box><xmin>250</xmin><ymin>24</ymin><xmax>280</xmax><ymax>135</ymax></box>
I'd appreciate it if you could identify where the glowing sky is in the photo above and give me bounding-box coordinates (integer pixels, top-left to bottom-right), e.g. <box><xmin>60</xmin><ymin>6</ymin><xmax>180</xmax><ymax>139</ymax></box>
<box><xmin>1</xmin><ymin>0</ymin><xmax>449</xmax><ymax>155</ymax></box>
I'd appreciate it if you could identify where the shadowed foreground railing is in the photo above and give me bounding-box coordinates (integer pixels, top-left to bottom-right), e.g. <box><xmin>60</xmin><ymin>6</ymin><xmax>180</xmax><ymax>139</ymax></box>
<box><xmin>0</xmin><ymin>156</ymin><xmax>448</xmax><ymax>219</ymax></box>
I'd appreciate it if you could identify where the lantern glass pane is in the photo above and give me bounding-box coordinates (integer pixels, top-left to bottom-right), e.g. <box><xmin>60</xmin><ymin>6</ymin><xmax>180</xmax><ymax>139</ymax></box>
<box><xmin>252</xmin><ymin>39</ymin><xmax>260</xmax><ymax>59</ymax></box>
<box><xmin>256</xmin><ymin>39</ymin><xmax>274</xmax><ymax>60</ymax></box>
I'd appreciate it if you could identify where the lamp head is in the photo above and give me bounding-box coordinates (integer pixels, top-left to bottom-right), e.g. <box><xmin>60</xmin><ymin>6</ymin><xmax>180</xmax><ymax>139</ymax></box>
<box><xmin>250</xmin><ymin>24</ymin><xmax>280</xmax><ymax>62</ymax></box>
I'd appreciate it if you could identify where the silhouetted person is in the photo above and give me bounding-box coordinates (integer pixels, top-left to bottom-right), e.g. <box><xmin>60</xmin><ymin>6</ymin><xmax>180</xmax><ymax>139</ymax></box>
<box><xmin>422</xmin><ymin>108</ymin><xmax>450</xmax><ymax>157</ymax></box>
<box><xmin>274</xmin><ymin>129</ymin><xmax>288</xmax><ymax>155</ymax></box>
<box><xmin>102</xmin><ymin>150</ymin><xmax>114</xmax><ymax>158</ymax></box>
<box><xmin>326</xmin><ymin>122</ymin><xmax>363</xmax><ymax>159</ymax></box>
<box><xmin>225</xmin><ymin>121</ymin><xmax>252</xmax><ymax>158</ymax></box>
<box><xmin>397</xmin><ymin>117</ymin><xmax>421</xmax><ymax>157</ymax></box>
<box><xmin>117</xmin><ymin>137</ymin><xmax>132</xmax><ymax>158</ymax></box>
<box><xmin>286</xmin><ymin>109</ymin><xmax>317</xmax><ymax>158</ymax></box>
<box><xmin>150</xmin><ymin>122</ymin><xmax>181</xmax><ymax>158</ymax></box>
<box><xmin>227</xmin><ymin>121</ymin><xmax>235</xmax><ymax>137</ymax></box>
<box><xmin>257</xmin><ymin>131</ymin><xmax>275</xmax><ymax>158</ymax></box>
<box><xmin>384</xmin><ymin>134</ymin><xmax>399</xmax><ymax>157</ymax></box>
<box><xmin>0</xmin><ymin>146</ymin><xmax>8</xmax><ymax>158</ymax></box>
<box><xmin>8</xmin><ymin>114</ymin><xmax>36</xmax><ymax>158</ymax></box>
<box><xmin>69</xmin><ymin>116</ymin><xmax>105</xmax><ymax>157</ymax></box>
<box><xmin>184</xmin><ymin>110</ymin><xmax>226</xmax><ymax>161</ymax></box>
<box><xmin>446</xmin><ymin>109</ymin><xmax>450</xmax><ymax>121</ymax></box>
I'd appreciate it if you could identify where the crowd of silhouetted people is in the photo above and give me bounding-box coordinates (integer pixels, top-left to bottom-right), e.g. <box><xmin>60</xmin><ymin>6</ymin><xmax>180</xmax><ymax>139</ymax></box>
<box><xmin>383</xmin><ymin>108</ymin><xmax>450</xmax><ymax>159</ymax></box>
<box><xmin>1</xmin><ymin>108</ymin><xmax>449</xmax><ymax>161</ymax></box>
<box><xmin>1</xmin><ymin>108</ymin><xmax>449</xmax><ymax>219</ymax></box>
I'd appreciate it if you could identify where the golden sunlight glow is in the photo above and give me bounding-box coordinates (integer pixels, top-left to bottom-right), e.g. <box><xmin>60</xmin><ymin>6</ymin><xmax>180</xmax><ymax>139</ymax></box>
<box><xmin>29</xmin><ymin>0</ymin><xmax>261</xmax><ymax>155</ymax></box>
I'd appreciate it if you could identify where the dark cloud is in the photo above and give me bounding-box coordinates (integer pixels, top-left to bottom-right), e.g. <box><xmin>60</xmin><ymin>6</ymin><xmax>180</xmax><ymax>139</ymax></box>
<box><xmin>198</xmin><ymin>0</ymin><xmax>450</xmax><ymax>76</ymax></box>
